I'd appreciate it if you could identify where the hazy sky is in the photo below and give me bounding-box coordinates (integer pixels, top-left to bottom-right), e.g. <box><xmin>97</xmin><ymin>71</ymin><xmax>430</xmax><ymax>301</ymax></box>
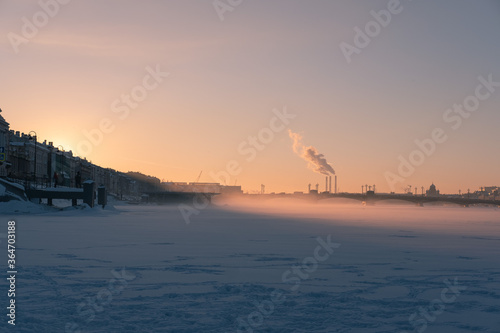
<box><xmin>1</xmin><ymin>0</ymin><xmax>499</xmax><ymax>193</ymax></box>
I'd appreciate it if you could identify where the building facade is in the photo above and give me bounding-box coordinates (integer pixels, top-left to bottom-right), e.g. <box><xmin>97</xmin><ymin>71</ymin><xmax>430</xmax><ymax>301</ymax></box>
<box><xmin>0</xmin><ymin>111</ymin><xmax>161</xmax><ymax>198</ymax></box>
<box><xmin>0</xmin><ymin>110</ymin><xmax>10</xmax><ymax>177</ymax></box>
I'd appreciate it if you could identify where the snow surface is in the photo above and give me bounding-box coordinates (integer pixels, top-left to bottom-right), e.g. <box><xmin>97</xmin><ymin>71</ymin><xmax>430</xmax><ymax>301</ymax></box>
<box><xmin>0</xmin><ymin>199</ymin><xmax>499</xmax><ymax>332</ymax></box>
<box><xmin>0</xmin><ymin>180</ymin><xmax>25</xmax><ymax>191</ymax></box>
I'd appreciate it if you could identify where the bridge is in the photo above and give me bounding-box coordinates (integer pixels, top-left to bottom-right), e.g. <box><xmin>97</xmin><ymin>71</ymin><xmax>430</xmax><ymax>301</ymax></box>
<box><xmin>324</xmin><ymin>192</ymin><xmax>500</xmax><ymax>207</ymax></box>
<box><xmin>244</xmin><ymin>192</ymin><xmax>500</xmax><ymax>207</ymax></box>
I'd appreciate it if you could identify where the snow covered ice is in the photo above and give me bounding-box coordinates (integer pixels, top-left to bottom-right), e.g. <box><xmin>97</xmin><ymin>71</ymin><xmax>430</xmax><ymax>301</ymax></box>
<box><xmin>0</xmin><ymin>199</ymin><xmax>499</xmax><ymax>332</ymax></box>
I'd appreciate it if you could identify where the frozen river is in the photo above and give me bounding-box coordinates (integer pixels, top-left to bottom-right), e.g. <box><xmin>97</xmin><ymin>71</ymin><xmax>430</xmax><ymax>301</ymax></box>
<box><xmin>1</xmin><ymin>200</ymin><xmax>499</xmax><ymax>332</ymax></box>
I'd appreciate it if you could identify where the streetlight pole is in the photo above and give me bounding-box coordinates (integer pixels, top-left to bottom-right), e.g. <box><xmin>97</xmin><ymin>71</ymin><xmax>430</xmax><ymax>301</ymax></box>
<box><xmin>57</xmin><ymin>145</ymin><xmax>64</xmax><ymax>186</ymax></box>
<box><xmin>28</xmin><ymin>131</ymin><xmax>37</xmax><ymax>187</ymax></box>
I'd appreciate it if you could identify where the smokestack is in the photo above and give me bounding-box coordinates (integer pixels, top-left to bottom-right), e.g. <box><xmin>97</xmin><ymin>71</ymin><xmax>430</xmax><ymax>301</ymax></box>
<box><xmin>325</xmin><ymin>176</ymin><xmax>328</xmax><ymax>192</ymax></box>
<box><xmin>315</xmin><ymin>183</ymin><xmax>319</xmax><ymax>192</ymax></box>
<box><xmin>335</xmin><ymin>175</ymin><xmax>337</xmax><ymax>194</ymax></box>
<box><xmin>308</xmin><ymin>183</ymin><xmax>311</xmax><ymax>192</ymax></box>
<box><xmin>329</xmin><ymin>176</ymin><xmax>332</xmax><ymax>193</ymax></box>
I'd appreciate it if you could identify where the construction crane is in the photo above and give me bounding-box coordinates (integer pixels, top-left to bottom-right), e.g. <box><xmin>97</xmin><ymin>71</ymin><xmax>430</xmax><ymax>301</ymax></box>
<box><xmin>195</xmin><ymin>171</ymin><xmax>202</xmax><ymax>183</ymax></box>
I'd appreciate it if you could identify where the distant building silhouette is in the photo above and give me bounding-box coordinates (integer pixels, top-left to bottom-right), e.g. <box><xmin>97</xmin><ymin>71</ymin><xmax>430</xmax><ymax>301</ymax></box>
<box><xmin>426</xmin><ymin>183</ymin><xmax>440</xmax><ymax>197</ymax></box>
<box><xmin>474</xmin><ymin>186</ymin><xmax>499</xmax><ymax>200</ymax></box>
<box><xmin>161</xmin><ymin>181</ymin><xmax>242</xmax><ymax>195</ymax></box>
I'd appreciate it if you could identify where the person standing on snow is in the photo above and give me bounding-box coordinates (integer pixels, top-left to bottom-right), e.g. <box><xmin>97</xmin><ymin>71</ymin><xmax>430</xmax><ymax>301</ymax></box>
<box><xmin>75</xmin><ymin>171</ymin><xmax>82</xmax><ymax>188</ymax></box>
<box><xmin>53</xmin><ymin>171</ymin><xmax>58</xmax><ymax>188</ymax></box>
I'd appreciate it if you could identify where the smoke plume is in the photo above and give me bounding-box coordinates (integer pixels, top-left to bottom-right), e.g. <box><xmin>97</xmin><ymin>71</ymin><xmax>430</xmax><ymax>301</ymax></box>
<box><xmin>288</xmin><ymin>130</ymin><xmax>335</xmax><ymax>175</ymax></box>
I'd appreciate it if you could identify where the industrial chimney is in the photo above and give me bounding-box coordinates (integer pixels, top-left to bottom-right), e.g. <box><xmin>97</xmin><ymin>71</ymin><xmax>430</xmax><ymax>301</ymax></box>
<box><xmin>325</xmin><ymin>176</ymin><xmax>328</xmax><ymax>192</ymax></box>
<box><xmin>335</xmin><ymin>175</ymin><xmax>337</xmax><ymax>194</ymax></box>
<box><xmin>329</xmin><ymin>176</ymin><xmax>332</xmax><ymax>193</ymax></box>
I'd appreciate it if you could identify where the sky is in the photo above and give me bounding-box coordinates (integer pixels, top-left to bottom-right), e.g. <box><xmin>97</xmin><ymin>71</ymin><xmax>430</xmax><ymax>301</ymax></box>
<box><xmin>1</xmin><ymin>0</ymin><xmax>499</xmax><ymax>194</ymax></box>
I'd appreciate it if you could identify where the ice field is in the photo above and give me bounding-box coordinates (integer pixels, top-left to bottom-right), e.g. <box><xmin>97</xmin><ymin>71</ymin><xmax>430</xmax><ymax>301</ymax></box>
<box><xmin>1</xmin><ymin>199</ymin><xmax>499</xmax><ymax>332</ymax></box>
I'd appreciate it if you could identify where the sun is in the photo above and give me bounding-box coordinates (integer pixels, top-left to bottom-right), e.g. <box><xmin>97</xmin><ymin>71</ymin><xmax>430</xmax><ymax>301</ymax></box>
<box><xmin>44</xmin><ymin>135</ymin><xmax>77</xmax><ymax>155</ymax></box>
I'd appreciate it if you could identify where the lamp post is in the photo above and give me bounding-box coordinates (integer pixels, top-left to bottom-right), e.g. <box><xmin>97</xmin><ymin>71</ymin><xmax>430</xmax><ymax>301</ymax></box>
<box><xmin>28</xmin><ymin>131</ymin><xmax>37</xmax><ymax>186</ymax></box>
<box><xmin>57</xmin><ymin>145</ymin><xmax>64</xmax><ymax>186</ymax></box>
